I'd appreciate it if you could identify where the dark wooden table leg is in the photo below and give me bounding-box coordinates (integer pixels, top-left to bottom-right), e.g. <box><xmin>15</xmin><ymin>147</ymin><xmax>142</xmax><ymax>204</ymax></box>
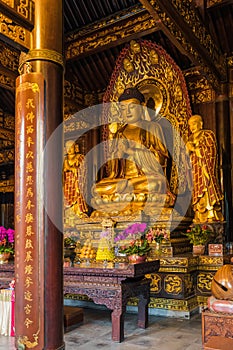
<box><xmin>138</xmin><ymin>295</ymin><xmax>149</xmax><ymax>328</ymax></box>
<box><xmin>111</xmin><ymin>307</ymin><xmax>125</xmax><ymax>342</ymax></box>
<box><xmin>137</xmin><ymin>280</ymin><xmax>150</xmax><ymax>328</ymax></box>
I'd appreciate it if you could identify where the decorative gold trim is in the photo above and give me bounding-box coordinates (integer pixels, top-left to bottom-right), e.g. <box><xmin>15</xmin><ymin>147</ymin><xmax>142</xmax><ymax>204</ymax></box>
<box><xmin>148</xmin><ymin>0</ymin><xmax>225</xmax><ymax>91</ymax></box>
<box><xmin>18</xmin><ymin>333</ymin><xmax>39</xmax><ymax>349</ymax></box>
<box><xmin>65</xmin><ymin>12</ymin><xmax>157</xmax><ymax>60</ymax></box>
<box><xmin>0</xmin><ymin>72</ymin><xmax>15</xmax><ymax>89</ymax></box>
<box><xmin>18</xmin><ymin>48</ymin><xmax>64</xmax><ymax>71</ymax></box>
<box><xmin>0</xmin><ymin>12</ymin><xmax>31</xmax><ymax>49</ymax></box>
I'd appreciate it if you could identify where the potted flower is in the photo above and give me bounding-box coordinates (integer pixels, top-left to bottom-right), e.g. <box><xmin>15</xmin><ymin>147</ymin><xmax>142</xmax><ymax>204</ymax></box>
<box><xmin>114</xmin><ymin>222</ymin><xmax>151</xmax><ymax>263</ymax></box>
<box><xmin>183</xmin><ymin>224</ymin><xmax>213</xmax><ymax>255</ymax></box>
<box><xmin>146</xmin><ymin>226</ymin><xmax>170</xmax><ymax>256</ymax></box>
<box><xmin>0</xmin><ymin>227</ymin><xmax>14</xmax><ymax>263</ymax></box>
<box><xmin>146</xmin><ymin>227</ymin><xmax>169</xmax><ymax>244</ymax></box>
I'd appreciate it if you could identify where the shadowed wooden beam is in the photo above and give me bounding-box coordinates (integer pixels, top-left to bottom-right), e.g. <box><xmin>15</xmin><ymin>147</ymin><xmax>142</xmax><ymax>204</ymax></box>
<box><xmin>65</xmin><ymin>5</ymin><xmax>159</xmax><ymax>61</ymax></box>
<box><xmin>0</xmin><ymin>0</ymin><xmax>34</xmax><ymax>30</ymax></box>
<box><xmin>139</xmin><ymin>0</ymin><xmax>227</xmax><ymax>92</ymax></box>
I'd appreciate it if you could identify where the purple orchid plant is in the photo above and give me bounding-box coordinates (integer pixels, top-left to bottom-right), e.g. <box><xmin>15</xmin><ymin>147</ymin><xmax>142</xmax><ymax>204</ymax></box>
<box><xmin>0</xmin><ymin>226</ymin><xmax>14</xmax><ymax>254</ymax></box>
<box><xmin>114</xmin><ymin>222</ymin><xmax>150</xmax><ymax>256</ymax></box>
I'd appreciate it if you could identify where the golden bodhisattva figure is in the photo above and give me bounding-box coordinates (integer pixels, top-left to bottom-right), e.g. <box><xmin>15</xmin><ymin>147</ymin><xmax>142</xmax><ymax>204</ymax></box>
<box><xmin>186</xmin><ymin>115</ymin><xmax>224</xmax><ymax>223</ymax></box>
<box><xmin>63</xmin><ymin>140</ymin><xmax>88</xmax><ymax>218</ymax></box>
<box><xmin>92</xmin><ymin>87</ymin><xmax>175</xmax><ymax>216</ymax></box>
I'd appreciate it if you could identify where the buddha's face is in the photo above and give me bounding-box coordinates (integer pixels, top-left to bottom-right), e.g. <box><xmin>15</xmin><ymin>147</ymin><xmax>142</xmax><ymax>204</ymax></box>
<box><xmin>123</xmin><ymin>58</ymin><xmax>134</xmax><ymax>73</ymax></box>
<box><xmin>120</xmin><ymin>98</ymin><xmax>143</xmax><ymax>124</ymax></box>
<box><xmin>188</xmin><ymin>117</ymin><xmax>202</xmax><ymax>134</ymax></box>
<box><xmin>130</xmin><ymin>40</ymin><xmax>141</xmax><ymax>54</ymax></box>
<box><xmin>66</xmin><ymin>141</ymin><xmax>75</xmax><ymax>154</ymax></box>
<box><xmin>150</xmin><ymin>49</ymin><xmax>158</xmax><ymax>64</ymax></box>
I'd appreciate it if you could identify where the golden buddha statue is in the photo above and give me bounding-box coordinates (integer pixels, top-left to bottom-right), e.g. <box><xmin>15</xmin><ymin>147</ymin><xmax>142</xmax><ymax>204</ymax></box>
<box><xmin>63</xmin><ymin>140</ymin><xmax>88</xmax><ymax>218</ymax></box>
<box><xmin>91</xmin><ymin>87</ymin><xmax>174</xmax><ymax>216</ymax></box>
<box><xmin>186</xmin><ymin>115</ymin><xmax>224</xmax><ymax>223</ymax></box>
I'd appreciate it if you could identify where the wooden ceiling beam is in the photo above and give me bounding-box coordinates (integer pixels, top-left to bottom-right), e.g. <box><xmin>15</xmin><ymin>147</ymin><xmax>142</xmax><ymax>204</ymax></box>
<box><xmin>0</xmin><ymin>0</ymin><xmax>34</xmax><ymax>51</ymax></box>
<box><xmin>65</xmin><ymin>5</ymin><xmax>159</xmax><ymax>61</ymax></box>
<box><xmin>139</xmin><ymin>0</ymin><xmax>227</xmax><ymax>92</ymax></box>
<box><xmin>0</xmin><ymin>0</ymin><xmax>34</xmax><ymax>30</ymax></box>
<box><xmin>0</xmin><ymin>10</ymin><xmax>31</xmax><ymax>50</ymax></box>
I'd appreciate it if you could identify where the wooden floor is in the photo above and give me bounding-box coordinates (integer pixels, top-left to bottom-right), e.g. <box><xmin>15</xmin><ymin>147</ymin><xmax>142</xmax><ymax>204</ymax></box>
<box><xmin>0</xmin><ymin>307</ymin><xmax>202</xmax><ymax>349</ymax></box>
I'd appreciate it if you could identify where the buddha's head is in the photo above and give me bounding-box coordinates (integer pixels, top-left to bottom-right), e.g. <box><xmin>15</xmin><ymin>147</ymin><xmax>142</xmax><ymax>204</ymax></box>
<box><xmin>118</xmin><ymin>87</ymin><xmax>145</xmax><ymax>124</ymax></box>
<box><xmin>130</xmin><ymin>40</ymin><xmax>141</xmax><ymax>54</ymax></box>
<box><xmin>150</xmin><ymin>49</ymin><xmax>159</xmax><ymax>64</ymax></box>
<box><xmin>188</xmin><ymin>114</ymin><xmax>203</xmax><ymax>134</ymax></box>
<box><xmin>65</xmin><ymin>140</ymin><xmax>75</xmax><ymax>154</ymax></box>
<box><xmin>123</xmin><ymin>58</ymin><xmax>134</xmax><ymax>73</ymax></box>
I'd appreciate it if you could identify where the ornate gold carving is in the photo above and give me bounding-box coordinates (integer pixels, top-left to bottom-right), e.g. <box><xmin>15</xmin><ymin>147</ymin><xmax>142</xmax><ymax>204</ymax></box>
<box><xmin>0</xmin><ymin>42</ymin><xmax>19</xmax><ymax>72</ymax></box>
<box><xmin>16</xmin><ymin>81</ymin><xmax>39</xmax><ymax>94</ymax></box>
<box><xmin>1</xmin><ymin>0</ymin><xmax>34</xmax><ymax>23</ymax></box>
<box><xmin>0</xmin><ymin>125</ymin><xmax>14</xmax><ymax>143</ymax></box>
<box><xmin>0</xmin><ymin>72</ymin><xmax>15</xmax><ymax>89</ymax></box>
<box><xmin>197</xmin><ymin>295</ymin><xmax>208</xmax><ymax>307</ymax></box>
<box><xmin>0</xmin><ymin>178</ymin><xmax>14</xmax><ymax>192</ymax></box>
<box><xmin>149</xmin><ymin>296</ymin><xmax>198</xmax><ymax>311</ymax></box>
<box><xmin>4</xmin><ymin>113</ymin><xmax>14</xmax><ymax>130</ymax></box>
<box><xmin>197</xmin><ymin>272</ymin><xmax>214</xmax><ymax>293</ymax></box>
<box><xmin>64</xmin><ymin>80</ymin><xmax>84</xmax><ymax>105</ymax></box>
<box><xmin>18</xmin><ymin>333</ymin><xmax>39</xmax><ymax>349</ymax></box>
<box><xmin>66</xmin><ymin>5</ymin><xmax>144</xmax><ymax>42</ymax></box>
<box><xmin>185</xmin><ymin>69</ymin><xmax>216</xmax><ymax>104</ymax></box>
<box><xmin>18</xmin><ymin>49</ymin><xmax>64</xmax><ymax>72</ymax></box>
<box><xmin>149</xmin><ymin>0</ymin><xmax>225</xmax><ymax>91</ymax></box>
<box><xmin>1</xmin><ymin>0</ymin><xmax>14</xmax><ymax>7</ymax></box>
<box><xmin>199</xmin><ymin>256</ymin><xmax>224</xmax><ymax>265</ymax></box>
<box><xmin>160</xmin><ymin>257</ymin><xmax>189</xmax><ymax>267</ymax></box>
<box><xmin>17</xmin><ymin>0</ymin><xmax>34</xmax><ymax>22</ymax></box>
<box><xmin>0</xmin><ymin>149</ymin><xmax>14</xmax><ymax>164</ymax></box>
<box><xmin>66</xmin><ymin>12</ymin><xmax>157</xmax><ymax>60</ymax></box>
<box><xmin>146</xmin><ymin>273</ymin><xmax>162</xmax><ymax>293</ymax></box>
<box><xmin>207</xmin><ymin>0</ymin><xmax>223</xmax><ymax>6</ymax></box>
<box><xmin>164</xmin><ymin>275</ymin><xmax>182</xmax><ymax>294</ymax></box>
<box><xmin>171</xmin><ymin>0</ymin><xmax>223</xmax><ymax>68</ymax></box>
<box><xmin>0</xmin><ymin>12</ymin><xmax>30</xmax><ymax>49</ymax></box>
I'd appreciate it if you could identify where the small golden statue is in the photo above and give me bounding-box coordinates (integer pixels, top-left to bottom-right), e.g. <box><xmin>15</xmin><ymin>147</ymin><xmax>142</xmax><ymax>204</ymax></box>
<box><xmin>186</xmin><ymin>115</ymin><xmax>224</xmax><ymax>223</ymax></box>
<box><xmin>63</xmin><ymin>140</ymin><xmax>88</xmax><ymax>218</ymax></box>
<box><xmin>91</xmin><ymin>87</ymin><xmax>174</xmax><ymax>216</ymax></box>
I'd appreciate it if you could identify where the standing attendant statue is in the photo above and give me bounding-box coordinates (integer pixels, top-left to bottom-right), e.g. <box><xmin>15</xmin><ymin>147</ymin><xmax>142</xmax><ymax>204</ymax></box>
<box><xmin>186</xmin><ymin>115</ymin><xmax>224</xmax><ymax>223</ymax></box>
<box><xmin>63</xmin><ymin>140</ymin><xmax>88</xmax><ymax>218</ymax></box>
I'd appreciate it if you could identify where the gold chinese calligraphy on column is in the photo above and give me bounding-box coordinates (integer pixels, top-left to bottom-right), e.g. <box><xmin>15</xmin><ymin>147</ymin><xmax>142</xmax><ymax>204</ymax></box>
<box><xmin>15</xmin><ymin>73</ymin><xmax>44</xmax><ymax>349</ymax></box>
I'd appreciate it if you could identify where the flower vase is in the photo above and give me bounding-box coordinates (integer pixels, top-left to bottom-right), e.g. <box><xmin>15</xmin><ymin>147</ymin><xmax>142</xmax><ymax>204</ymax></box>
<box><xmin>0</xmin><ymin>252</ymin><xmax>10</xmax><ymax>264</ymax></box>
<box><xmin>193</xmin><ymin>245</ymin><xmax>205</xmax><ymax>256</ymax></box>
<box><xmin>128</xmin><ymin>254</ymin><xmax>146</xmax><ymax>264</ymax></box>
<box><xmin>150</xmin><ymin>242</ymin><xmax>161</xmax><ymax>258</ymax></box>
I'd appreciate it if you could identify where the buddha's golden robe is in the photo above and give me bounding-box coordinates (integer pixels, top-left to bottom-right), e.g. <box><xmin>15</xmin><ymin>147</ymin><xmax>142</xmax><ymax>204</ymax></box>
<box><xmin>92</xmin><ymin>119</ymin><xmax>170</xmax><ymax>197</ymax></box>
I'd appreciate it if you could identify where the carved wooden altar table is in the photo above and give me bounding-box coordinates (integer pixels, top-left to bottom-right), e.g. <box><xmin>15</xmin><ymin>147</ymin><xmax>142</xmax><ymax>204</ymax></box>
<box><xmin>64</xmin><ymin>260</ymin><xmax>160</xmax><ymax>342</ymax></box>
<box><xmin>0</xmin><ymin>261</ymin><xmax>159</xmax><ymax>342</ymax></box>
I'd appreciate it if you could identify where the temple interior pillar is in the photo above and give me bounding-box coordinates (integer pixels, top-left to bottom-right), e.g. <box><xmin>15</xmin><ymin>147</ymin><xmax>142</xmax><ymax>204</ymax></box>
<box><xmin>14</xmin><ymin>0</ymin><xmax>64</xmax><ymax>348</ymax></box>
